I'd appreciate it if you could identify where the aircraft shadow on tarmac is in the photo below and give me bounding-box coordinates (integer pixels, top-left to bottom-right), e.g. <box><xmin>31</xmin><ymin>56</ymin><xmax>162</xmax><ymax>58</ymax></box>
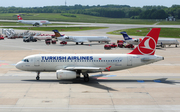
<box><xmin>22</xmin><ymin>76</ymin><xmax>179</xmax><ymax>91</ymax></box>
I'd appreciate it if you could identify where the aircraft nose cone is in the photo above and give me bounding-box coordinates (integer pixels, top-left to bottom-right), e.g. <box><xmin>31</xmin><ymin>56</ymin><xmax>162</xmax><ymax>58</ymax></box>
<box><xmin>15</xmin><ymin>62</ymin><xmax>22</xmax><ymax>70</ymax></box>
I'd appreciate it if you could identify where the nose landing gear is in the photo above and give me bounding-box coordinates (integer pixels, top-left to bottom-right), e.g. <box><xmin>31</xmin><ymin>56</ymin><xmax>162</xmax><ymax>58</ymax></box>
<box><xmin>36</xmin><ymin>72</ymin><xmax>40</xmax><ymax>80</ymax></box>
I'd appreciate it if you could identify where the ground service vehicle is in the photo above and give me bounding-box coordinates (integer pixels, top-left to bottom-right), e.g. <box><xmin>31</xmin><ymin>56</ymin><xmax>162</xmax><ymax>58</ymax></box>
<box><xmin>23</xmin><ymin>37</ymin><xmax>37</xmax><ymax>42</ymax></box>
<box><xmin>110</xmin><ymin>43</ymin><xmax>117</xmax><ymax>48</ymax></box>
<box><xmin>125</xmin><ymin>44</ymin><xmax>134</xmax><ymax>48</ymax></box>
<box><xmin>117</xmin><ymin>40</ymin><xmax>124</xmax><ymax>43</ymax></box>
<box><xmin>60</xmin><ymin>41</ymin><xmax>67</xmax><ymax>45</ymax></box>
<box><xmin>104</xmin><ymin>45</ymin><xmax>111</xmax><ymax>50</ymax></box>
<box><xmin>118</xmin><ymin>42</ymin><xmax>124</xmax><ymax>48</ymax></box>
<box><xmin>0</xmin><ymin>35</ymin><xmax>4</xmax><ymax>40</ymax></box>
<box><xmin>45</xmin><ymin>40</ymin><xmax>57</xmax><ymax>45</ymax></box>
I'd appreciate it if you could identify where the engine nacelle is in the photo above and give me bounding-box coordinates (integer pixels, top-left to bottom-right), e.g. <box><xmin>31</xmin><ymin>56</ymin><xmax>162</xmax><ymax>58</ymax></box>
<box><xmin>39</xmin><ymin>23</ymin><xmax>43</xmax><ymax>26</ymax></box>
<box><xmin>56</xmin><ymin>70</ymin><xmax>76</xmax><ymax>80</ymax></box>
<box><xmin>134</xmin><ymin>38</ymin><xmax>142</xmax><ymax>43</ymax></box>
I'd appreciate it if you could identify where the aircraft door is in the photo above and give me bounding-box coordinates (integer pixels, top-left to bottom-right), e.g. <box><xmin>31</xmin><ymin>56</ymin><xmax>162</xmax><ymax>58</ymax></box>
<box><xmin>127</xmin><ymin>56</ymin><xmax>132</xmax><ymax>66</ymax></box>
<box><xmin>34</xmin><ymin>56</ymin><xmax>41</xmax><ymax>66</ymax></box>
<box><xmin>73</xmin><ymin>37</ymin><xmax>76</xmax><ymax>41</ymax></box>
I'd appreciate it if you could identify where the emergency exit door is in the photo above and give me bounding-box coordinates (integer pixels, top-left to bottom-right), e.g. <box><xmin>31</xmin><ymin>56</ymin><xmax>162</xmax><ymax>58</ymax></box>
<box><xmin>127</xmin><ymin>56</ymin><xmax>132</xmax><ymax>66</ymax></box>
<box><xmin>34</xmin><ymin>56</ymin><xmax>41</xmax><ymax>66</ymax></box>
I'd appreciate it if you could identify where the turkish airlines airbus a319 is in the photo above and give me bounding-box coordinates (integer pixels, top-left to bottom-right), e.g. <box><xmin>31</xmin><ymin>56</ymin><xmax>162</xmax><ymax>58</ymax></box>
<box><xmin>16</xmin><ymin>28</ymin><xmax>164</xmax><ymax>82</ymax></box>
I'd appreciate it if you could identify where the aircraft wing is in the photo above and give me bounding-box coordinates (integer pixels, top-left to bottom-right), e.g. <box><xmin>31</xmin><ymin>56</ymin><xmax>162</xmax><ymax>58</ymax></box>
<box><xmin>65</xmin><ymin>67</ymin><xmax>103</xmax><ymax>70</ymax></box>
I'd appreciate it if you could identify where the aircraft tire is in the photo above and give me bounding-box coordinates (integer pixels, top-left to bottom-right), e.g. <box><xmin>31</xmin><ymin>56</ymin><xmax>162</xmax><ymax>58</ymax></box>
<box><xmin>76</xmin><ymin>42</ymin><xmax>78</xmax><ymax>45</ymax></box>
<box><xmin>36</xmin><ymin>76</ymin><xmax>40</xmax><ymax>80</ymax></box>
<box><xmin>83</xmin><ymin>73</ymin><xmax>89</xmax><ymax>82</ymax></box>
<box><xmin>84</xmin><ymin>77</ymin><xmax>89</xmax><ymax>82</ymax></box>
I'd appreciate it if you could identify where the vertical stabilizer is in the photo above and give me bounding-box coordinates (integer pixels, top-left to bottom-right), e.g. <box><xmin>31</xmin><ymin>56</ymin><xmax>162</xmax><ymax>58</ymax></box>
<box><xmin>17</xmin><ymin>15</ymin><xmax>23</xmax><ymax>20</ymax></box>
<box><xmin>121</xmin><ymin>31</ymin><xmax>132</xmax><ymax>40</ymax></box>
<box><xmin>128</xmin><ymin>28</ymin><xmax>161</xmax><ymax>55</ymax></box>
<box><xmin>52</xmin><ymin>30</ymin><xmax>62</xmax><ymax>37</ymax></box>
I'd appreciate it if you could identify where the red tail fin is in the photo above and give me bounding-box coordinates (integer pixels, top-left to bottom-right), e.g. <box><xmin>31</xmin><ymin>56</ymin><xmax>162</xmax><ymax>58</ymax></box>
<box><xmin>128</xmin><ymin>28</ymin><xmax>161</xmax><ymax>55</ymax></box>
<box><xmin>17</xmin><ymin>15</ymin><xmax>23</xmax><ymax>20</ymax></box>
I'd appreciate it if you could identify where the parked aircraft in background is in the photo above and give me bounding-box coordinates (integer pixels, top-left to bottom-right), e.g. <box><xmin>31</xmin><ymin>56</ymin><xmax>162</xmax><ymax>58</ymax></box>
<box><xmin>17</xmin><ymin>15</ymin><xmax>51</xmax><ymax>26</ymax></box>
<box><xmin>52</xmin><ymin>30</ymin><xmax>111</xmax><ymax>45</ymax></box>
<box><xmin>16</xmin><ymin>28</ymin><xmax>164</xmax><ymax>82</ymax></box>
<box><xmin>121</xmin><ymin>31</ymin><xmax>179</xmax><ymax>47</ymax></box>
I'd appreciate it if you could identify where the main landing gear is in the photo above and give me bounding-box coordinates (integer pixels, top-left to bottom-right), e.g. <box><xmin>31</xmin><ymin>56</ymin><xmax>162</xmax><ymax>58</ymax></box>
<box><xmin>36</xmin><ymin>72</ymin><xmax>40</xmax><ymax>80</ymax></box>
<box><xmin>76</xmin><ymin>42</ymin><xmax>84</xmax><ymax>45</ymax></box>
<box><xmin>82</xmin><ymin>73</ymin><xmax>89</xmax><ymax>82</ymax></box>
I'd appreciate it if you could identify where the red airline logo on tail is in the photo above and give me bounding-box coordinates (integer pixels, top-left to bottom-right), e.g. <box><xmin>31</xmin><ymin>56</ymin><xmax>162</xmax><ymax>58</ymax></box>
<box><xmin>138</xmin><ymin>36</ymin><xmax>156</xmax><ymax>55</ymax></box>
<box><xmin>17</xmin><ymin>15</ymin><xmax>23</xmax><ymax>20</ymax></box>
<box><xmin>129</xmin><ymin>28</ymin><xmax>161</xmax><ymax>55</ymax></box>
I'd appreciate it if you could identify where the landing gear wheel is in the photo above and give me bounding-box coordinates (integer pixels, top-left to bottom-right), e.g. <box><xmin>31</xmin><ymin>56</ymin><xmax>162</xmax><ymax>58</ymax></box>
<box><xmin>36</xmin><ymin>76</ymin><xmax>40</xmax><ymax>80</ymax></box>
<box><xmin>81</xmin><ymin>42</ymin><xmax>83</xmax><ymax>45</ymax></box>
<box><xmin>84</xmin><ymin>77</ymin><xmax>89</xmax><ymax>82</ymax></box>
<box><xmin>83</xmin><ymin>73</ymin><xmax>89</xmax><ymax>82</ymax></box>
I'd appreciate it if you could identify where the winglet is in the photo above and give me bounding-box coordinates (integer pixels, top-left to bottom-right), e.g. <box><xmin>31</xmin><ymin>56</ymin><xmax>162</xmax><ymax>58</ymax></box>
<box><xmin>17</xmin><ymin>15</ymin><xmax>23</xmax><ymax>20</ymax></box>
<box><xmin>121</xmin><ymin>31</ymin><xmax>132</xmax><ymax>40</ymax></box>
<box><xmin>52</xmin><ymin>30</ymin><xmax>62</xmax><ymax>37</ymax></box>
<box><xmin>128</xmin><ymin>28</ymin><xmax>161</xmax><ymax>55</ymax></box>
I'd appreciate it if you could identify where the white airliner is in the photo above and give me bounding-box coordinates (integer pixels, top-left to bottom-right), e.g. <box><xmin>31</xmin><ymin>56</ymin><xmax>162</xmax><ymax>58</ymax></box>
<box><xmin>52</xmin><ymin>30</ymin><xmax>111</xmax><ymax>45</ymax></box>
<box><xmin>121</xmin><ymin>31</ymin><xmax>179</xmax><ymax>47</ymax></box>
<box><xmin>16</xmin><ymin>28</ymin><xmax>164</xmax><ymax>82</ymax></box>
<box><xmin>17</xmin><ymin>15</ymin><xmax>51</xmax><ymax>26</ymax></box>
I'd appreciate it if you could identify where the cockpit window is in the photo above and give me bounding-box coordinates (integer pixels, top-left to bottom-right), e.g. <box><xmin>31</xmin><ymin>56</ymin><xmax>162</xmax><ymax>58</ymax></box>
<box><xmin>22</xmin><ymin>59</ymin><xmax>29</xmax><ymax>62</ymax></box>
<box><xmin>65</xmin><ymin>36</ymin><xmax>69</xmax><ymax>39</ymax></box>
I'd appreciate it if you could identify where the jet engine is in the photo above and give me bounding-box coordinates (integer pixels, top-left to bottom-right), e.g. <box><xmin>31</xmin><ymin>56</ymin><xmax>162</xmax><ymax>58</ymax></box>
<box><xmin>56</xmin><ymin>70</ymin><xmax>77</xmax><ymax>80</ymax></box>
<box><xmin>34</xmin><ymin>23</ymin><xmax>43</xmax><ymax>26</ymax></box>
<box><xmin>134</xmin><ymin>38</ymin><xmax>142</xmax><ymax>43</ymax></box>
<box><xmin>39</xmin><ymin>23</ymin><xmax>43</xmax><ymax>26</ymax></box>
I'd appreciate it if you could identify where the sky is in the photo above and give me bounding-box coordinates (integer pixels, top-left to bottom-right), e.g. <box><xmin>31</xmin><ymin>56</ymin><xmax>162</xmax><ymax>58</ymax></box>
<box><xmin>0</xmin><ymin>0</ymin><xmax>179</xmax><ymax>7</ymax></box>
